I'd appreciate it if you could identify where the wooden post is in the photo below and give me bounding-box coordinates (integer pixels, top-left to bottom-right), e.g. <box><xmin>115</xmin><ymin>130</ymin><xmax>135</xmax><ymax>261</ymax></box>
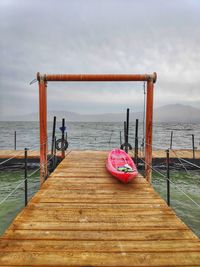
<box><xmin>39</xmin><ymin>76</ymin><xmax>47</xmax><ymax>186</ymax></box>
<box><xmin>145</xmin><ymin>79</ymin><xmax>154</xmax><ymax>182</ymax></box>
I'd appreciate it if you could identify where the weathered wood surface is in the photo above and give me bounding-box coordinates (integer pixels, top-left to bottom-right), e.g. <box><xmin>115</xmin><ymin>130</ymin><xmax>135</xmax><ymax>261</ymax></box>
<box><xmin>0</xmin><ymin>149</ymin><xmax>200</xmax><ymax>159</ymax></box>
<box><xmin>0</xmin><ymin>150</ymin><xmax>61</xmax><ymax>159</ymax></box>
<box><xmin>0</xmin><ymin>150</ymin><xmax>200</xmax><ymax>266</ymax></box>
<box><xmin>131</xmin><ymin>149</ymin><xmax>200</xmax><ymax>159</ymax></box>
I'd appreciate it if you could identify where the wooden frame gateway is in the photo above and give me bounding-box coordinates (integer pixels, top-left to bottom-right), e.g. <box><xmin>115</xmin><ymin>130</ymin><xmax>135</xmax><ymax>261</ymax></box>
<box><xmin>37</xmin><ymin>72</ymin><xmax>157</xmax><ymax>185</ymax></box>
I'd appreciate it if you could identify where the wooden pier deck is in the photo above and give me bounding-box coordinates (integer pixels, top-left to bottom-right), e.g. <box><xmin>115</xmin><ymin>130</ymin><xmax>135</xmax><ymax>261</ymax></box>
<box><xmin>0</xmin><ymin>150</ymin><xmax>200</xmax><ymax>266</ymax></box>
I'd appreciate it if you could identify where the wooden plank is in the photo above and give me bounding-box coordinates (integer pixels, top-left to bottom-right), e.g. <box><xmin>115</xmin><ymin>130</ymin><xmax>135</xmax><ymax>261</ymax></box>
<box><xmin>16</xmin><ymin>211</ymin><xmax>178</xmax><ymax>223</ymax></box>
<box><xmin>46</xmin><ymin>176</ymin><xmax>147</xmax><ymax>183</ymax></box>
<box><xmin>3</xmin><ymin>229</ymin><xmax>195</xmax><ymax>241</ymax></box>
<box><xmin>1</xmin><ymin>239</ymin><xmax>200</xmax><ymax>252</ymax></box>
<box><xmin>32</xmin><ymin>196</ymin><xmax>165</xmax><ymax>204</ymax></box>
<box><xmin>41</xmin><ymin>183</ymin><xmax>151</xmax><ymax>190</ymax></box>
<box><xmin>27</xmin><ymin>202</ymin><xmax>169</xmax><ymax>209</ymax></box>
<box><xmin>0</xmin><ymin>251</ymin><xmax>200</xmax><ymax>266</ymax></box>
<box><xmin>8</xmin><ymin>220</ymin><xmax>188</xmax><ymax>231</ymax></box>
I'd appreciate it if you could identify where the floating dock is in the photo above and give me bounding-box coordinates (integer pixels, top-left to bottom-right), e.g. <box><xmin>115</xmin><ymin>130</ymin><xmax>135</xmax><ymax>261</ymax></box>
<box><xmin>0</xmin><ymin>150</ymin><xmax>200</xmax><ymax>266</ymax></box>
<box><xmin>0</xmin><ymin>149</ymin><xmax>199</xmax><ymax>159</ymax></box>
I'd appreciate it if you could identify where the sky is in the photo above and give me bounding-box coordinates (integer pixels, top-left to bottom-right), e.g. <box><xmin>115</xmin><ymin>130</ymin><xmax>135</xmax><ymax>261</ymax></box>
<box><xmin>0</xmin><ymin>0</ymin><xmax>200</xmax><ymax>118</ymax></box>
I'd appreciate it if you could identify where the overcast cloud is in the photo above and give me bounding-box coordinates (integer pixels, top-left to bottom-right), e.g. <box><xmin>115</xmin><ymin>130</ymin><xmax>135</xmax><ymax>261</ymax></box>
<box><xmin>0</xmin><ymin>0</ymin><xmax>200</xmax><ymax>118</ymax></box>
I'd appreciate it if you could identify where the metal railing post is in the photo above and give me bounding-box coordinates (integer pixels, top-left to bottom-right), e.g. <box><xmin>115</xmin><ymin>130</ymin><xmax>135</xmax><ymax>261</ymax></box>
<box><xmin>135</xmin><ymin>119</ymin><xmax>139</xmax><ymax>167</ymax></box>
<box><xmin>170</xmin><ymin>131</ymin><xmax>173</xmax><ymax>149</ymax></box>
<box><xmin>123</xmin><ymin>121</ymin><xmax>127</xmax><ymax>144</ymax></box>
<box><xmin>119</xmin><ymin>131</ymin><xmax>122</xmax><ymax>147</ymax></box>
<box><xmin>126</xmin><ymin>108</ymin><xmax>129</xmax><ymax>153</ymax></box>
<box><xmin>24</xmin><ymin>148</ymin><xmax>28</xmax><ymax>206</ymax></box>
<box><xmin>192</xmin><ymin>134</ymin><xmax>195</xmax><ymax>159</ymax></box>
<box><xmin>166</xmin><ymin>149</ymin><xmax>170</xmax><ymax>206</ymax></box>
<box><xmin>53</xmin><ymin>136</ymin><xmax>57</xmax><ymax>170</ymax></box>
<box><xmin>61</xmin><ymin>118</ymin><xmax>65</xmax><ymax>159</ymax></box>
<box><xmin>51</xmin><ymin>116</ymin><xmax>56</xmax><ymax>156</ymax></box>
<box><xmin>14</xmin><ymin>131</ymin><xmax>17</xmax><ymax>150</ymax></box>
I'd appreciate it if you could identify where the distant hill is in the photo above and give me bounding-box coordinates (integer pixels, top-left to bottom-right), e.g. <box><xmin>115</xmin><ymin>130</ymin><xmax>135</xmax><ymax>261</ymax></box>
<box><xmin>1</xmin><ymin>110</ymin><xmax>143</xmax><ymax>122</ymax></box>
<box><xmin>154</xmin><ymin>104</ymin><xmax>200</xmax><ymax>123</ymax></box>
<box><xmin>1</xmin><ymin>104</ymin><xmax>200</xmax><ymax>123</ymax></box>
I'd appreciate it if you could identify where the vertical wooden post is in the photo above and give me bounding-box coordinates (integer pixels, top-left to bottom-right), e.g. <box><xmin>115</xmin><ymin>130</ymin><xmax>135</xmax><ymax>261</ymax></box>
<box><xmin>39</xmin><ymin>76</ymin><xmax>47</xmax><ymax>186</ymax></box>
<box><xmin>145</xmin><ymin>79</ymin><xmax>154</xmax><ymax>182</ymax></box>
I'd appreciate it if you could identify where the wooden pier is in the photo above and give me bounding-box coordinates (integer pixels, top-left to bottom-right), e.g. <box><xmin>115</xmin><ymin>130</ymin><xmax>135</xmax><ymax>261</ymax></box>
<box><xmin>0</xmin><ymin>150</ymin><xmax>200</xmax><ymax>266</ymax></box>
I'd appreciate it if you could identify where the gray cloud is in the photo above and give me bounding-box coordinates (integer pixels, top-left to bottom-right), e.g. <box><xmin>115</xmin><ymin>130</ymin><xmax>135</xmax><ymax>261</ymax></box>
<box><xmin>1</xmin><ymin>0</ymin><xmax>200</xmax><ymax>118</ymax></box>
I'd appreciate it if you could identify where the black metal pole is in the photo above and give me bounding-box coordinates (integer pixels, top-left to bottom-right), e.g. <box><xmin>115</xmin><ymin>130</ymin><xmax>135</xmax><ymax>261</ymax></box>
<box><xmin>170</xmin><ymin>131</ymin><xmax>173</xmax><ymax>149</ymax></box>
<box><xmin>192</xmin><ymin>134</ymin><xmax>195</xmax><ymax>159</ymax></box>
<box><xmin>126</xmin><ymin>108</ymin><xmax>129</xmax><ymax>144</ymax></box>
<box><xmin>166</xmin><ymin>149</ymin><xmax>170</xmax><ymax>206</ymax></box>
<box><xmin>53</xmin><ymin>136</ymin><xmax>57</xmax><ymax>170</ymax></box>
<box><xmin>124</xmin><ymin>121</ymin><xmax>127</xmax><ymax>153</ymax></box>
<box><xmin>125</xmin><ymin>108</ymin><xmax>129</xmax><ymax>153</ymax></box>
<box><xmin>24</xmin><ymin>148</ymin><xmax>28</xmax><ymax>206</ymax></box>
<box><xmin>62</xmin><ymin>118</ymin><xmax>65</xmax><ymax>158</ymax></box>
<box><xmin>120</xmin><ymin>131</ymin><xmax>122</xmax><ymax>146</ymax></box>
<box><xmin>51</xmin><ymin>116</ymin><xmax>56</xmax><ymax>155</ymax></box>
<box><xmin>14</xmin><ymin>131</ymin><xmax>17</xmax><ymax>150</ymax></box>
<box><xmin>124</xmin><ymin>121</ymin><xmax>127</xmax><ymax>143</ymax></box>
<box><xmin>135</xmin><ymin>119</ymin><xmax>139</xmax><ymax>167</ymax></box>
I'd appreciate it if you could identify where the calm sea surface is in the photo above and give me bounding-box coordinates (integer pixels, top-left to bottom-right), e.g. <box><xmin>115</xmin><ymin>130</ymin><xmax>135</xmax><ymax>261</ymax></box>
<box><xmin>0</xmin><ymin>121</ymin><xmax>199</xmax><ymax>236</ymax></box>
<box><xmin>1</xmin><ymin>121</ymin><xmax>200</xmax><ymax>150</ymax></box>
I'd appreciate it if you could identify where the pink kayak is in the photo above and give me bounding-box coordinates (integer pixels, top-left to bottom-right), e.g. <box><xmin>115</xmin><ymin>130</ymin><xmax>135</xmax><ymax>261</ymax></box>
<box><xmin>106</xmin><ymin>148</ymin><xmax>138</xmax><ymax>183</ymax></box>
